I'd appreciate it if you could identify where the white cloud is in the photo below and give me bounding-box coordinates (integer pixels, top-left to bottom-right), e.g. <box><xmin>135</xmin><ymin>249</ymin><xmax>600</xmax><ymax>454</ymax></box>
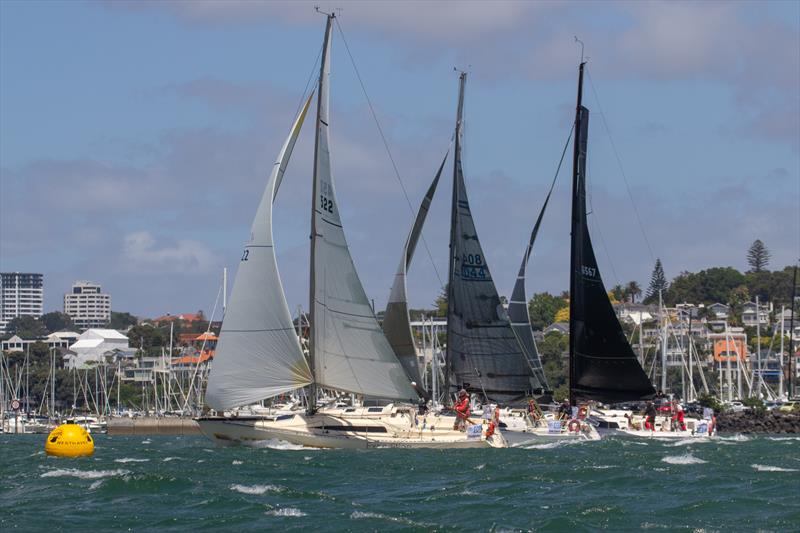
<box><xmin>121</xmin><ymin>231</ymin><xmax>219</xmax><ymax>273</ymax></box>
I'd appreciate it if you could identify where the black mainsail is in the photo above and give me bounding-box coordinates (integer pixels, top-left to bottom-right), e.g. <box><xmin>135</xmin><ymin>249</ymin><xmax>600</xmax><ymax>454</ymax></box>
<box><xmin>445</xmin><ymin>72</ymin><xmax>540</xmax><ymax>403</ymax></box>
<box><xmin>568</xmin><ymin>62</ymin><xmax>656</xmax><ymax>405</ymax></box>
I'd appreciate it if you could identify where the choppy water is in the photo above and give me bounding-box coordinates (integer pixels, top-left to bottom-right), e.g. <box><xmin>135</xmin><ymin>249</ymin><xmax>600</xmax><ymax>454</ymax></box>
<box><xmin>2</xmin><ymin>433</ymin><xmax>798</xmax><ymax>531</ymax></box>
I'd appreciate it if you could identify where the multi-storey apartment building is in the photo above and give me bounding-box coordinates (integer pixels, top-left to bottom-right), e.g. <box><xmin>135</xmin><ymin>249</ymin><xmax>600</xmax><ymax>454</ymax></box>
<box><xmin>0</xmin><ymin>272</ymin><xmax>44</xmax><ymax>333</ymax></box>
<box><xmin>64</xmin><ymin>281</ymin><xmax>111</xmax><ymax>330</ymax></box>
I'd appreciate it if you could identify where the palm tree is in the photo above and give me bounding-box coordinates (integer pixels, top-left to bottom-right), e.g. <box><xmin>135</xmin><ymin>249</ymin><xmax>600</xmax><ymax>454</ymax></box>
<box><xmin>626</xmin><ymin>281</ymin><xmax>642</xmax><ymax>303</ymax></box>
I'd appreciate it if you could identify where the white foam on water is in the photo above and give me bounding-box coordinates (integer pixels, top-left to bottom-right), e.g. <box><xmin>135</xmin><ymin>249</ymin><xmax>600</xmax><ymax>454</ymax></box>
<box><xmin>141</xmin><ymin>440</ymin><xmax>152</xmax><ymax>445</ymax></box>
<box><xmin>522</xmin><ymin>439</ymin><xmax>581</xmax><ymax>450</ymax></box>
<box><xmin>197</xmin><ymin>459</ymin><xmax>205</xmax><ymax>463</ymax></box>
<box><xmin>458</xmin><ymin>489</ymin><xmax>480</xmax><ymax>496</ymax></box>
<box><xmin>303</xmin><ymin>456</ymin><xmax>312</xmax><ymax>461</ymax></box>
<box><xmin>767</xmin><ymin>436</ymin><xmax>800</xmax><ymax>442</ymax></box>
<box><xmin>40</xmin><ymin>468</ymin><xmax>129</xmax><ymax>480</ymax></box>
<box><xmin>350</xmin><ymin>511</ymin><xmax>426</xmax><ymax>527</ymax></box>
<box><xmin>162</xmin><ymin>457</ymin><xmax>180</xmax><ymax>462</ymax></box>
<box><xmin>232</xmin><ymin>460</ymin><xmax>243</xmax><ymax>465</ymax></box>
<box><xmin>265</xmin><ymin>508</ymin><xmax>306</xmax><ymax>517</ymax></box>
<box><xmin>666</xmin><ymin>438</ymin><xmax>710</xmax><ymax>447</ymax></box>
<box><xmin>475</xmin><ymin>463</ymin><xmax>485</xmax><ymax>470</ymax></box>
<box><xmin>243</xmin><ymin>438</ymin><xmax>308</xmax><ymax>451</ymax></box>
<box><xmin>590</xmin><ymin>465</ymin><xmax>617</xmax><ymax>470</ymax></box>
<box><xmin>89</xmin><ymin>480</ymin><xmax>104</xmax><ymax>491</ymax></box>
<box><xmin>230</xmin><ymin>483</ymin><xmax>283</xmax><ymax>495</ymax></box>
<box><xmin>661</xmin><ymin>454</ymin><xmax>707</xmax><ymax>465</ymax></box>
<box><xmin>751</xmin><ymin>464</ymin><xmax>798</xmax><ymax>472</ymax></box>
<box><xmin>717</xmin><ymin>434</ymin><xmax>750</xmax><ymax>442</ymax></box>
<box><xmin>114</xmin><ymin>457</ymin><xmax>150</xmax><ymax>463</ymax></box>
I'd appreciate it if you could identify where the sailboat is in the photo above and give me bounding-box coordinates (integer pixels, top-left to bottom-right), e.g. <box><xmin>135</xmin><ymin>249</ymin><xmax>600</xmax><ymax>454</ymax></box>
<box><xmin>197</xmin><ymin>14</ymin><xmax>505</xmax><ymax>449</ymax></box>
<box><xmin>566</xmin><ymin>60</ymin><xmax>710</xmax><ymax>438</ymax></box>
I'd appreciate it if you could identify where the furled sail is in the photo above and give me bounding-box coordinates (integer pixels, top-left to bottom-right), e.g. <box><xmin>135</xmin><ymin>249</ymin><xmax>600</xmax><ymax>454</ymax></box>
<box><xmin>205</xmin><ymin>94</ymin><xmax>315</xmax><ymax>412</ymax></box>
<box><xmin>445</xmin><ymin>72</ymin><xmax>538</xmax><ymax>403</ymax></box>
<box><xmin>382</xmin><ymin>153</ymin><xmax>448</xmax><ymax>395</ymax></box>
<box><xmin>568</xmin><ymin>62</ymin><xmax>656</xmax><ymax>404</ymax></box>
<box><xmin>309</xmin><ymin>15</ymin><xmax>417</xmax><ymax>401</ymax></box>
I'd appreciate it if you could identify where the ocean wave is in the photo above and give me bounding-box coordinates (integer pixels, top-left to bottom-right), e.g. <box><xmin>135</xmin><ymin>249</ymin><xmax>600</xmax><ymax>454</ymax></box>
<box><xmin>242</xmin><ymin>438</ymin><xmax>308</xmax><ymax>451</ymax></box>
<box><xmin>665</xmin><ymin>438</ymin><xmax>711</xmax><ymax>447</ymax></box>
<box><xmin>350</xmin><ymin>511</ymin><xmax>432</xmax><ymax>528</ymax></box>
<box><xmin>141</xmin><ymin>440</ymin><xmax>152</xmax><ymax>445</ymax></box>
<box><xmin>589</xmin><ymin>465</ymin><xmax>617</xmax><ymax>469</ymax></box>
<box><xmin>89</xmin><ymin>480</ymin><xmax>104</xmax><ymax>491</ymax></box>
<box><xmin>232</xmin><ymin>460</ymin><xmax>243</xmax><ymax>465</ymax></box>
<box><xmin>162</xmin><ymin>457</ymin><xmax>180</xmax><ymax>462</ymax></box>
<box><xmin>521</xmin><ymin>439</ymin><xmax>581</xmax><ymax>450</ymax></box>
<box><xmin>766</xmin><ymin>436</ymin><xmax>800</xmax><ymax>442</ymax></box>
<box><xmin>717</xmin><ymin>434</ymin><xmax>750</xmax><ymax>442</ymax></box>
<box><xmin>475</xmin><ymin>463</ymin><xmax>485</xmax><ymax>470</ymax></box>
<box><xmin>114</xmin><ymin>457</ymin><xmax>150</xmax><ymax>463</ymax></box>
<box><xmin>751</xmin><ymin>464</ymin><xmax>798</xmax><ymax>472</ymax></box>
<box><xmin>661</xmin><ymin>454</ymin><xmax>707</xmax><ymax>465</ymax></box>
<box><xmin>40</xmin><ymin>468</ymin><xmax>129</xmax><ymax>480</ymax></box>
<box><xmin>266</xmin><ymin>508</ymin><xmax>306</xmax><ymax>517</ymax></box>
<box><xmin>230</xmin><ymin>483</ymin><xmax>284</xmax><ymax>495</ymax></box>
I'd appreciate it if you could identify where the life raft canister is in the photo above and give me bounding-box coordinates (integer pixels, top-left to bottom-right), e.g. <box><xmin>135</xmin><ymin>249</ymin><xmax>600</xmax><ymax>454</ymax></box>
<box><xmin>45</xmin><ymin>422</ymin><xmax>95</xmax><ymax>457</ymax></box>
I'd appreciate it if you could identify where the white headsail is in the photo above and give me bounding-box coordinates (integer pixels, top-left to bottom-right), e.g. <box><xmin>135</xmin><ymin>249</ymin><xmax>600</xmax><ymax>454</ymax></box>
<box><xmin>309</xmin><ymin>15</ymin><xmax>417</xmax><ymax>401</ymax></box>
<box><xmin>205</xmin><ymin>94</ymin><xmax>315</xmax><ymax>411</ymax></box>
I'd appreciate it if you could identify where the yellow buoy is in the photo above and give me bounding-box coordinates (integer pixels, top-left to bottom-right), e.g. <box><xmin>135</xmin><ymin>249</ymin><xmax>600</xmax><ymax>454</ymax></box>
<box><xmin>45</xmin><ymin>422</ymin><xmax>95</xmax><ymax>457</ymax></box>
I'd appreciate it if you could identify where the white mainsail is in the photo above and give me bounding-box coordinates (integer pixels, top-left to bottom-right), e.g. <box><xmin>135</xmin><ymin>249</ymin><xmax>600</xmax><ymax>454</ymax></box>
<box><xmin>205</xmin><ymin>94</ymin><xmax>315</xmax><ymax>411</ymax></box>
<box><xmin>310</xmin><ymin>17</ymin><xmax>417</xmax><ymax>401</ymax></box>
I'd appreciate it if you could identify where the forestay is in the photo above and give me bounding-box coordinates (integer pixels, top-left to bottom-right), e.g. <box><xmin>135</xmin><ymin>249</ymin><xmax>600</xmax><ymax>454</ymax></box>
<box><xmin>205</xmin><ymin>95</ymin><xmax>315</xmax><ymax>412</ymax></box>
<box><xmin>446</xmin><ymin>72</ymin><xmax>538</xmax><ymax>403</ymax></box>
<box><xmin>310</xmin><ymin>18</ymin><xmax>417</xmax><ymax>401</ymax></box>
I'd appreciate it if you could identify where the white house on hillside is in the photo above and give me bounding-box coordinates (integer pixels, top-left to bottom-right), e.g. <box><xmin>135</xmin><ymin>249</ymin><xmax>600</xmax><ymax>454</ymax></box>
<box><xmin>66</xmin><ymin>328</ymin><xmax>129</xmax><ymax>369</ymax></box>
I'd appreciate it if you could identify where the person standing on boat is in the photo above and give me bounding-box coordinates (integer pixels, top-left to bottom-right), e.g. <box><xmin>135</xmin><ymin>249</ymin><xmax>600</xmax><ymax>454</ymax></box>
<box><xmin>671</xmin><ymin>402</ymin><xmax>686</xmax><ymax>431</ymax></box>
<box><xmin>644</xmin><ymin>401</ymin><xmax>657</xmax><ymax>431</ymax></box>
<box><xmin>453</xmin><ymin>389</ymin><xmax>470</xmax><ymax>431</ymax></box>
<box><xmin>557</xmin><ymin>400</ymin><xmax>572</xmax><ymax>420</ymax></box>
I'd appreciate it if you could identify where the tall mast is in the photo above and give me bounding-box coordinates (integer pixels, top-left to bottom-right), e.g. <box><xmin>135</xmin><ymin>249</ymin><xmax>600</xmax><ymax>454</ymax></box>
<box><xmin>789</xmin><ymin>263</ymin><xmax>798</xmax><ymax>398</ymax></box>
<box><xmin>444</xmin><ymin>71</ymin><xmax>467</xmax><ymax>405</ymax></box>
<box><xmin>568</xmin><ymin>61</ymin><xmax>586</xmax><ymax>406</ymax></box>
<box><xmin>308</xmin><ymin>13</ymin><xmax>334</xmax><ymax>414</ymax></box>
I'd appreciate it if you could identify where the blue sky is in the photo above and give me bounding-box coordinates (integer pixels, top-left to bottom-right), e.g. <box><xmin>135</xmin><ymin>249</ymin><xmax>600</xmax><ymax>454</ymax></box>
<box><xmin>1</xmin><ymin>0</ymin><xmax>798</xmax><ymax>319</ymax></box>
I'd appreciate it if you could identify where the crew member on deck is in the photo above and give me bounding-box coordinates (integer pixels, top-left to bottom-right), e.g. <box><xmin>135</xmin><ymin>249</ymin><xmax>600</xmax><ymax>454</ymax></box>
<box><xmin>671</xmin><ymin>402</ymin><xmax>686</xmax><ymax>431</ymax></box>
<box><xmin>453</xmin><ymin>389</ymin><xmax>470</xmax><ymax>431</ymax></box>
<box><xmin>557</xmin><ymin>400</ymin><xmax>572</xmax><ymax>420</ymax></box>
<box><xmin>644</xmin><ymin>401</ymin><xmax>657</xmax><ymax>431</ymax></box>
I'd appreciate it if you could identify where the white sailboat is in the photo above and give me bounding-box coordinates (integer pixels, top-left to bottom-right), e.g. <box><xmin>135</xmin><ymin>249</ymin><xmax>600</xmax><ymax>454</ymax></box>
<box><xmin>197</xmin><ymin>13</ymin><xmax>505</xmax><ymax>449</ymax></box>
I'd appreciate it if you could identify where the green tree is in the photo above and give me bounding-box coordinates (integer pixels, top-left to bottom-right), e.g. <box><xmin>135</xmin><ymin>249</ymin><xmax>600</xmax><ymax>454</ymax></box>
<box><xmin>611</xmin><ymin>284</ymin><xmax>626</xmax><ymax>303</ymax></box>
<box><xmin>109</xmin><ymin>311</ymin><xmax>138</xmax><ymax>330</ymax></box>
<box><xmin>746</xmin><ymin>239</ymin><xmax>770</xmax><ymax>273</ymax></box>
<box><xmin>4</xmin><ymin>315</ymin><xmax>46</xmax><ymax>338</ymax></box>
<box><xmin>644</xmin><ymin>258</ymin><xmax>668</xmax><ymax>303</ymax></box>
<box><xmin>40</xmin><ymin>312</ymin><xmax>74</xmax><ymax>333</ymax></box>
<box><xmin>434</xmin><ymin>285</ymin><xmax>448</xmax><ymax>317</ymax></box>
<box><xmin>527</xmin><ymin>292</ymin><xmax>568</xmax><ymax>330</ymax></box>
<box><xmin>626</xmin><ymin>281</ymin><xmax>642</xmax><ymax>303</ymax></box>
<box><xmin>665</xmin><ymin>267</ymin><xmax>746</xmax><ymax>305</ymax></box>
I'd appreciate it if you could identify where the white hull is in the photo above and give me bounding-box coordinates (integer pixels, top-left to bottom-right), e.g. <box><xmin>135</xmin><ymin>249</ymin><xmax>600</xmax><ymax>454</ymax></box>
<box><xmin>198</xmin><ymin>405</ymin><xmax>507</xmax><ymax>449</ymax></box>
<box><xmin>495</xmin><ymin>408</ymin><xmax>601</xmax><ymax>446</ymax></box>
<box><xmin>590</xmin><ymin>409</ymin><xmax>714</xmax><ymax>439</ymax></box>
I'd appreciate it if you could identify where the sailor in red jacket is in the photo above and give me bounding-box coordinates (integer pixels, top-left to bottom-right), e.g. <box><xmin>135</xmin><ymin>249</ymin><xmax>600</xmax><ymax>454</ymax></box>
<box><xmin>671</xmin><ymin>402</ymin><xmax>686</xmax><ymax>431</ymax></box>
<box><xmin>453</xmin><ymin>389</ymin><xmax>470</xmax><ymax>431</ymax></box>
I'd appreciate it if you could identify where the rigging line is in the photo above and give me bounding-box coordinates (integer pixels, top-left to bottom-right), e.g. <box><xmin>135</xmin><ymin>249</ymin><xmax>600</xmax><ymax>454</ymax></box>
<box><xmin>334</xmin><ymin>18</ymin><xmax>445</xmax><ymax>289</ymax></box>
<box><xmin>585</xmin><ymin>67</ymin><xmax>656</xmax><ymax>264</ymax></box>
<box><xmin>292</xmin><ymin>41</ymin><xmax>324</xmax><ymax>122</ymax></box>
